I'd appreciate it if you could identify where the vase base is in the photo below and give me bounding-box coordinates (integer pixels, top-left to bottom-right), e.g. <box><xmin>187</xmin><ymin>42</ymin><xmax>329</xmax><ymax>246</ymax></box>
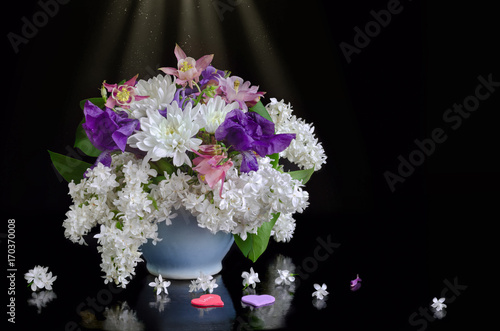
<box><xmin>145</xmin><ymin>262</ymin><xmax>224</xmax><ymax>280</ymax></box>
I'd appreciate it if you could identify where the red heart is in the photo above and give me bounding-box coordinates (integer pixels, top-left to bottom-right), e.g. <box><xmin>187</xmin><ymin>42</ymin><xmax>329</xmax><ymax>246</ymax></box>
<box><xmin>191</xmin><ymin>294</ymin><xmax>224</xmax><ymax>308</ymax></box>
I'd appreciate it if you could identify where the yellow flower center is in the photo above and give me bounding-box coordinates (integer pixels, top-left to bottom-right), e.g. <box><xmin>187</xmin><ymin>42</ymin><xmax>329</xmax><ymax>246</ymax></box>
<box><xmin>180</xmin><ymin>60</ymin><xmax>194</xmax><ymax>72</ymax></box>
<box><xmin>234</xmin><ymin>80</ymin><xmax>240</xmax><ymax>93</ymax></box>
<box><xmin>116</xmin><ymin>88</ymin><xmax>131</xmax><ymax>103</ymax></box>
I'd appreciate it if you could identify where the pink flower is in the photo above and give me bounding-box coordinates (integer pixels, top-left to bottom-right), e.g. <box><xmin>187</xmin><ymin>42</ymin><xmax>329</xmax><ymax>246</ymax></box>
<box><xmin>218</xmin><ymin>75</ymin><xmax>265</xmax><ymax>110</ymax></box>
<box><xmin>102</xmin><ymin>74</ymin><xmax>149</xmax><ymax>109</ymax></box>
<box><xmin>192</xmin><ymin>147</ymin><xmax>233</xmax><ymax>198</ymax></box>
<box><xmin>159</xmin><ymin>44</ymin><xmax>214</xmax><ymax>89</ymax></box>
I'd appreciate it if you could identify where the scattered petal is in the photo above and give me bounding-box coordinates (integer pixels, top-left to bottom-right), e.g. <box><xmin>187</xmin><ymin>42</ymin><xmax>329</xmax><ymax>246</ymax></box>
<box><xmin>431</xmin><ymin>297</ymin><xmax>447</xmax><ymax>312</ymax></box>
<box><xmin>242</xmin><ymin>267</ymin><xmax>260</xmax><ymax>289</ymax></box>
<box><xmin>148</xmin><ymin>275</ymin><xmax>171</xmax><ymax>296</ymax></box>
<box><xmin>312</xmin><ymin>283</ymin><xmax>329</xmax><ymax>300</ymax></box>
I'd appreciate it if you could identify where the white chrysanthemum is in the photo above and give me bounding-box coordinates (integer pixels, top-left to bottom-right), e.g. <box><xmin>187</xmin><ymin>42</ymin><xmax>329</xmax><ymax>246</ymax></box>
<box><xmin>266</xmin><ymin>98</ymin><xmax>327</xmax><ymax>171</ymax></box>
<box><xmin>128</xmin><ymin>101</ymin><xmax>203</xmax><ymax>167</ymax></box>
<box><xmin>199</xmin><ymin>96</ymin><xmax>239</xmax><ymax>133</ymax></box>
<box><xmin>127</xmin><ymin>74</ymin><xmax>177</xmax><ymax>119</ymax></box>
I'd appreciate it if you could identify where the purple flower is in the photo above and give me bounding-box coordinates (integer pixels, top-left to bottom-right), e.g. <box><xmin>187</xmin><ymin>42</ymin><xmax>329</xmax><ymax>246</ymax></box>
<box><xmin>82</xmin><ymin>100</ymin><xmax>139</xmax><ymax>156</ymax></box>
<box><xmin>215</xmin><ymin>109</ymin><xmax>295</xmax><ymax>172</ymax></box>
<box><xmin>350</xmin><ymin>274</ymin><xmax>362</xmax><ymax>291</ymax></box>
<box><xmin>200</xmin><ymin>65</ymin><xmax>221</xmax><ymax>87</ymax></box>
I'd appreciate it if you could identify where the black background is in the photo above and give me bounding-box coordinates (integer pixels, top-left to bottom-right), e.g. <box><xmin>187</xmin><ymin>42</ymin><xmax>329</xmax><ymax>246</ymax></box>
<box><xmin>2</xmin><ymin>0</ymin><xmax>497</xmax><ymax>330</ymax></box>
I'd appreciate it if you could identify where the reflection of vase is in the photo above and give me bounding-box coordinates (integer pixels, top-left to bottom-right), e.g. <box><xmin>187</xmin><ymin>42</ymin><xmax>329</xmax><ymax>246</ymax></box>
<box><xmin>141</xmin><ymin>207</ymin><xmax>234</xmax><ymax>279</ymax></box>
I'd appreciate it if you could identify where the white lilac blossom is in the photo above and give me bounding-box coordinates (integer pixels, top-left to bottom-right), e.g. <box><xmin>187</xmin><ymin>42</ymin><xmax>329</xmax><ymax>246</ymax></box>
<box><xmin>431</xmin><ymin>297</ymin><xmax>447</xmax><ymax>312</ymax></box>
<box><xmin>242</xmin><ymin>267</ymin><xmax>260</xmax><ymax>289</ymax></box>
<box><xmin>199</xmin><ymin>96</ymin><xmax>240</xmax><ymax>133</ymax></box>
<box><xmin>188</xmin><ymin>272</ymin><xmax>218</xmax><ymax>293</ymax></box>
<box><xmin>24</xmin><ymin>266</ymin><xmax>57</xmax><ymax>292</ymax></box>
<box><xmin>58</xmin><ymin>45</ymin><xmax>327</xmax><ymax>288</ymax></box>
<box><xmin>275</xmin><ymin>270</ymin><xmax>295</xmax><ymax>286</ymax></box>
<box><xmin>149</xmin><ymin>275</ymin><xmax>171</xmax><ymax>295</ymax></box>
<box><xmin>312</xmin><ymin>283</ymin><xmax>329</xmax><ymax>300</ymax></box>
<box><xmin>266</xmin><ymin>98</ymin><xmax>327</xmax><ymax>171</ymax></box>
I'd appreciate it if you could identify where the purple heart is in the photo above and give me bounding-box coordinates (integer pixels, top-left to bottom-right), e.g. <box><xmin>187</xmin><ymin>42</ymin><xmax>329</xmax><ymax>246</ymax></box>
<box><xmin>241</xmin><ymin>294</ymin><xmax>275</xmax><ymax>307</ymax></box>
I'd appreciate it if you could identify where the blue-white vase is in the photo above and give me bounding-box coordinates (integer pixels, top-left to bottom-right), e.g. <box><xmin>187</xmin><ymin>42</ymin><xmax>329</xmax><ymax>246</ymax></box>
<box><xmin>141</xmin><ymin>207</ymin><xmax>234</xmax><ymax>279</ymax></box>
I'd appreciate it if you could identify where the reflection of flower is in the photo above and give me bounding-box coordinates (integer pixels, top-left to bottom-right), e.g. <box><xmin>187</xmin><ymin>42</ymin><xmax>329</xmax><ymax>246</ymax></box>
<box><xmin>103</xmin><ymin>302</ymin><xmax>144</xmax><ymax>331</ymax></box>
<box><xmin>242</xmin><ymin>267</ymin><xmax>260</xmax><ymax>289</ymax></box>
<box><xmin>275</xmin><ymin>270</ymin><xmax>295</xmax><ymax>286</ymax></box>
<box><xmin>312</xmin><ymin>297</ymin><xmax>328</xmax><ymax>310</ymax></box>
<box><xmin>431</xmin><ymin>297</ymin><xmax>447</xmax><ymax>312</ymax></box>
<box><xmin>24</xmin><ymin>266</ymin><xmax>57</xmax><ymax>292</ymax></box>
<box><xmin>312</xmin><ymin>283</ymin><xmax>329</xmax><ymax>300</ymax></box>
<box><xmin>27</xmin><ymin>290</ymin><xmax>57</xmax><ymax>313</ymax></box>
<box><xmin>149</xmin><ymin>294</ymin><xmax>170</xmax><ymax>312</ymax></box>
<box><xmin>148</xmin><ymin>275</ymin><xmax>171</xmax><ymax>295</ymax></box>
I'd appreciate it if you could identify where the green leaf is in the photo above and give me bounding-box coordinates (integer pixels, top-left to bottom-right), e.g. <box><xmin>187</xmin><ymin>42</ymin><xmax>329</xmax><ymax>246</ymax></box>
<box><xmin>153</xmin><ymin>158</ymin><xmax>176</xmax><ymax>176</ymax></box>
<box><xmin>79</xmin><ymin>97</ymin><xmax>105</xmax><ymax>111</ymax></box>
<box><xmin>287</xmin><ymin>167</ymin><xmax>315</xmax><ymax>185</ymax></box>
<box><xmin>48</xmin><ymin>150</ymin><xmax>93</xmax><ymax>184</ymax></box>
<box><xmin>151</xmin><ymin>175</ymin><xmax>166</xmax><ymax>185</ymax></box>
<box><xmin>234</xmin><ymin>212</ymin><xmax>280</xmax><ymax>262</ymax></box>
<box><xmin>74</xmin><ymin>119</ymin><xmax>102</xmax><ymax>157</ymax></box>
<box><xmin>148</xmin><ymin>195</ymin><xmax>158</xmax><ymax>211</ymax></box>
<box><xmin>249</xmin><ymin>100</ymin><xmax>273</xmax><ymax>122</ymax></box>
<box><xmin>269</xmin><ymin>153</ymin><xmax>280</xmax><ymax>170</ymax></box>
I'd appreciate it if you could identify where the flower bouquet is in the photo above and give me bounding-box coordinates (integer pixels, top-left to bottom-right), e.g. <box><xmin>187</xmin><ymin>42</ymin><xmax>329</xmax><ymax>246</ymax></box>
<box><xmin>49</xmin><ymin>44</ymin><xmax>326</xmax><ymax>287</ymax></box>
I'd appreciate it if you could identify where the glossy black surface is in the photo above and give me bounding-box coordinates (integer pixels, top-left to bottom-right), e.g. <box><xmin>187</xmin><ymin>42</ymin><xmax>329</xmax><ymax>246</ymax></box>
<box><xmin>2</xmin><ymin>0</ymin><xmax>496</xmax><ymax>330</ymax></box>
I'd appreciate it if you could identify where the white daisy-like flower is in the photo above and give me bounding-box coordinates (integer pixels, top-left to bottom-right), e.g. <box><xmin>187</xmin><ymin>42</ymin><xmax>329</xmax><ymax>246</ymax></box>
<box><xmin>128</xmin><ymin>101</ymin><xmax>202</xmax><ymax>167</ymax></box>
<box><xmin>148</xmin><ymin>275</ymin><xmax>171</xmax><ymax>295</ymax></box>
<box><xmin>24</xmin><ymin>266</ymin><xmax>57</xmax><ymax>292</ymax></box>
<box><xmin>242</xmin><ymin>267</ymin><xmax>260</xmax><ymax>289</ymax></box>
<box><xmin>199</xmin><ymin>96</ymin><xmax>239</xmax><ymax>133</ymax></box>
<box><xmin>312</xmin><ymin>283</ymin><xmax>329</xmax><ymax>300</ymax></box>
<box><xmin>127</xmin><ymin>74</ymin><xmax>177</xmax><ymax>119</ymax></box>
<box><xmin>431</xmin><ymin>297</ymin><xmax>447</xmax><ymax>311</ymax></box>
